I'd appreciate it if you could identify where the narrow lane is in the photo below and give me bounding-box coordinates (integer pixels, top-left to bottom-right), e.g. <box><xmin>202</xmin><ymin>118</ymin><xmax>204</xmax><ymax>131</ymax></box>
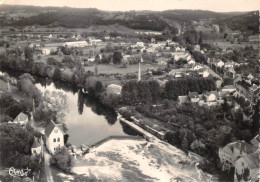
<box><xmin>44</xmin><ymin>150</ymin><xmax>54</xmax><ymax>182</ymax></box>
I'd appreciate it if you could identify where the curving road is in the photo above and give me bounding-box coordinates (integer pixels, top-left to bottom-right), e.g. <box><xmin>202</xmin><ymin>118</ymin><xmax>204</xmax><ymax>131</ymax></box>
<box><xmin>44</xmin><ymin>150</ymin><xmax>54</xmax><ymax>182</ymax></box>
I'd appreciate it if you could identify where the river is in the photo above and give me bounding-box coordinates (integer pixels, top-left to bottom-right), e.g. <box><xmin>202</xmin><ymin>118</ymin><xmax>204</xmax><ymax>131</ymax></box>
<box><xmin>0</xmin><ymin>68</ymin><xmax>138</xmax><ymax>146</ymax></box>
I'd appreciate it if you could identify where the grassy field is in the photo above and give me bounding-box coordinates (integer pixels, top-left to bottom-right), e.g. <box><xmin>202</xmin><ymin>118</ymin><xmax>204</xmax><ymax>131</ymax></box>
<box><xmin>81</xmin><ymin>45</ymin><xmax>106</xmax><ymax>56</ymax></box>
<box><xmin>84</xmin><ymin>64</ymin><xmax>163</xmax><ymax>75</ymax></box>
<box><xmin>35</xmin><ymin>55</ymin><xmax>63</xmax><ymax>63</ymax></box>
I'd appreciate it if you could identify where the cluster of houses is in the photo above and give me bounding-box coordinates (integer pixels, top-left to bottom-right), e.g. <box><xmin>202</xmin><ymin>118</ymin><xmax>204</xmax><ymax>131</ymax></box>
<box><xmin>168</xmin><ymin>66</ymin><xmax>210</xmax><ymax>78</ymax></box>
<box><xmin>234</xmin><ymin>78</ymin><xmax>260</xmax><ymax>103</ymax></box>
<box><xmin>207</xmin><ymin>58</ymin><xmax>240</xmax><ymax>77</ymax></box>
<box><xmin>177</xmin><ymin>85</ymin><xmax>236</xmax><ymax>107</ymax></box>
<box><xmin>6</xmin><ymin>111</ymin><xmax>65</xmax><ymax>157</ymax></box>
<box><xmin>219</xmin><ymin>135</ymin><xmax>259</xmax><ymax>182</ymax></box>
<box><xmin>207</xmin><ymin>57</ymin><xmax>256</xmax><ymax>80</ymax></box>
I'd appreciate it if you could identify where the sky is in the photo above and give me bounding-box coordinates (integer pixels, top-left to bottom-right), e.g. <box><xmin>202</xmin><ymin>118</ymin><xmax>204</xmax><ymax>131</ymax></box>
<box><xmin>2</xmin><ymin>0</ymin><xmax>259</xmax><ymax>12</ymax></box>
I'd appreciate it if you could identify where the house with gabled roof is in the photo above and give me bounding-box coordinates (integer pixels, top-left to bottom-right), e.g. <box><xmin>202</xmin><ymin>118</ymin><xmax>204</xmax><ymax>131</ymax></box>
<box><xmin>31</xmin><ymin>136</ymin><xmax>43</xmax><ymax>156</ymax></box>
<box><xmin>219</xmin><ymin>140</ymin><xmax>257</xmax><ymax>171</ymax></box>
<box><xmin>178</xmin><ymin>95</ymin><xmax>189</xmax><ymax>103</ymax></box>
<box><xmin>222</xmin><ymin>85</ymin><xmax>236</xmax><ymax>93</ymax></box>
<box><xmin>45</xmin><ymin>120</ymin><xmax>65</xmax><ymax>154</ymax></box>
<box><xmin>204</xmin><ymin>91</ymin><xmax>219</xmax><ymax>102</ymax></box>
<box><xmin>188</xmin><ymin>92</ymin><xmax>200</xmax><ymax>103</ymax></box>
<box><xmin>13</xmin><ymin>112</ymin><xmax>29</xmax><ymax>126</ymax></box>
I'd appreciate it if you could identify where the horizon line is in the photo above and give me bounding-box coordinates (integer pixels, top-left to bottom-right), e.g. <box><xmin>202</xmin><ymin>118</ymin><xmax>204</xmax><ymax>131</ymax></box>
<box><xmin>1</xmin><ymin>3</ymin><xmax>258</xmax><ymax>13</ymax></box>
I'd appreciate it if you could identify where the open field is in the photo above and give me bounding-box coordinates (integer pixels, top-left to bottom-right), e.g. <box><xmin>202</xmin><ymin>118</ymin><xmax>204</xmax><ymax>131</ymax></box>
<box><xmin>84</xmin><ymin>63</ymin><xmax>163</xmax><ymax>75</ymax></box>
<box><xmin>81</xmin><ymin>45</ymin><xmax>106</xmax><ymax>55</ymax></box>
<box><xmin>35</xmin><ymin>54</ymin><xmax>63</xmax><ymax>63</ymax></box>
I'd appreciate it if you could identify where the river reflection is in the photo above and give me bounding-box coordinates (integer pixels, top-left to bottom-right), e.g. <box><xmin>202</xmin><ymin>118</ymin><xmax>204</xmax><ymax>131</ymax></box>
<box><xmin>0</xmin><ymin>68</ymin><xmax>131</xmax><ymax>146</ymax></box>
<box><xmin>35</xmin><ymin>81</ymin><xmax>127</xmax><ymax>146</ymax></box>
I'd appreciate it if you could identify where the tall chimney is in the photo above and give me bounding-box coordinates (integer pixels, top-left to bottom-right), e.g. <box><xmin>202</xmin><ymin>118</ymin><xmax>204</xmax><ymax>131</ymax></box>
<box><xmin>138</xmin><ymin>60</ymin><xmax>141</xmax><ymax>81</ymax></box>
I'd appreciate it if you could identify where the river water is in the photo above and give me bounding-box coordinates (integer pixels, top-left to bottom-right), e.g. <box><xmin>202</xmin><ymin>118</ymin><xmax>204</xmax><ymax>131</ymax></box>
<box><xmin>0</xmin><ymin>69</ymin><xmax>137</xmax><ymax>146</ymax></box>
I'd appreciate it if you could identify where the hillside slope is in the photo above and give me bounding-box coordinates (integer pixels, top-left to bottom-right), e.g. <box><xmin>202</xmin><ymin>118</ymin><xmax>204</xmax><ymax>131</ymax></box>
<box><xmin>216</xmin><ymin>11</ymin><xmax>259</xmax><ymax>34</ymax></box>
<box><xmin>0</xmin><ymin>5</ymin><xmax>256</xmax><ymax>33</ymax></box>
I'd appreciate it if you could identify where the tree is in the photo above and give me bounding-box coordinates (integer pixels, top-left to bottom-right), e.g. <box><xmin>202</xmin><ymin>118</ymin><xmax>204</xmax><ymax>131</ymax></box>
<box><xmin>101</xmin><ymin>54</ymin><xmax>109</xmax><ymax>64</ymax></box>
<box><xmin>50</xmin><ymin>147</ymin><xmax>72</xmax><ymax>172</ymax></box>
<box><xmin>0</xmin><ymin>123</ymin><xmax>37</xmax><ymax>168</ymax></box>
<box><xmin>148</xmin><ymin>80</ymin><xmax>161</xmax><ymax>102</ymax></box>
<box><xmin>94</xmin><ymin>81</ymin><xmax>104</xmax><ymax>97</ymax></box>
<box><xmin>53</xmin><ymin>67</ymin><xmax>61</xmax><ymax>80</ymax></box>
<box><xmin>17</xmin><ymin>73</ymin><xmax>42</xmax><ymax>106</ymax></box>
<box><xmin>181</xmin><ymin>134</ymin><xmax>189</xmax><ymax>150</ymax></box>
<box><xmin>113</xmin><ymin>51</ymin><xmax>123</xmax><ymax>64</ymax></box>
<box><xmin>62</xmin><ymin>56</ymin><xmax>75</xmax><ymax>69</ymax></box>
<box><xmin>34</xmin><ymin>108</ymin><xmax>54</xmax><ymax>127</ymax></box>
<box><xmin>77</xmin><ymin>91</ymin><xmax>84</xmax><ymax>115</ymax></box>
<box><xmin>0</xmin><ymin>93</ymin><xmax>17</xmax><ymax>109</ymax></box>
<box><xmin>5</xmin><ymin>103</ymin><xmax>22</xmax><ymax>119</ymax></box>
<box><xmin>190</xmin><ymin>140</ymin><xmax>205</xmax><ymax>154</ymax></box>
<box><xmin>72</xmin><ymin>58</ymin><xmax>85</xmax><ymax>87</ymax></box>
<box><xmin>0</xmin><ymin>115</ymin><xmax>13</xmax><ymax>123</ymax></box>
<box><xmin>24</xmin><ymin>47</ymin><xmax>34</xmax><ymax>62</ymax></box>
<box><xmin>250</xmin><ymin>100</ymin><xmax>259</xmax><ymax>137</ymax></box>
<box><xmin>121</xmin><ymin>80</ymin><xmax>139</xmax><ymax>105</ymax></box>
<box><xmin>95</xmin><ymin>54</ymin><xmax>100</xmax><ymax>62</ymax></box>
<box><xmin>242</xmin><ymin>168</ymin><xmax>251</xmax><ymax>181</ymax></box>
<box><xmin>221</xmin><ymin>98</ymin><xmax>229</xmax><ymax>118</ymax></box>
<box><xmin>94</xmin><ymin>65</ymin><xmax>98</xmax><ymax>75</ymax></box>
<box><xmin>101</xmin><ymin>93</ymin><xmax>120</xmax><ymax>109</ymax></box>
<box><xmin>137</xmin><ymin>81</ymin><xmax>152</xmax><ymax>104</ymax></box>
<box><xmin>192</xmin><ymin>51</ymin><xmax>206</xmax><ymax>64</ymax></box>
<box><xmin>198</xmin><ymin>36</ymin><xmax>203</xmax><ymax>45</ymax></box>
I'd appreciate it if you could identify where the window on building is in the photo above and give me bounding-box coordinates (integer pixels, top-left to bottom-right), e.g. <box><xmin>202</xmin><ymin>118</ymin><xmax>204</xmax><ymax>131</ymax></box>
<box><xmin>57</xmin><ymin>138</ymin><xmax>60</xmax><ymax>142</ymax></box>
<box><xmin>54</xmin><ymin>147</ymin><xmax>56</xmax><ymax>151</ymax></box>
<box><xmin>53</xmin><ymin>138</ymin><xmax>56</xmax><ymax>142</ymax></box>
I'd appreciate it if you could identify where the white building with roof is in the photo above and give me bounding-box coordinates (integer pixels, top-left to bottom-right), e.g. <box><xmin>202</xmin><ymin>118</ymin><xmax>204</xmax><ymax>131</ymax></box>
<box><xmin>31</xmin><ymin>136</ymin><xmax>43</xmax><ymax>156</ymax></box>
<box><xmin>45</xmin><ymin>120</ymin><xmax>65</xmax><ymax>154</ymax></box>
<box><xmin>13</xmin><ymin>112</ymin><xmax>29</xmax><ymax>126</ymax></box>
<box><xmin>106</xmin><ymin>84</ymin><xmax>122</xmax><ymax>95</ymax></box>
<box><xmin>64</xmin><ymin>41</ymin><xmax>89</xmax><ymax>47</ymax></box>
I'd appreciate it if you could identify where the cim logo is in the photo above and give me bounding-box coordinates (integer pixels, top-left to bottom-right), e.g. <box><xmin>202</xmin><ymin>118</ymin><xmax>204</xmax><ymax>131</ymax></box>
<box><xmin>5</xmin><ymin>167</ymin><xmax>31</xmax><ymax>177</ymax></box>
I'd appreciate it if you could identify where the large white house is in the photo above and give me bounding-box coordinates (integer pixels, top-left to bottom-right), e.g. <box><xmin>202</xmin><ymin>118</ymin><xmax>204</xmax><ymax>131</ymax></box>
<box><xmin>45</xmin><ymin>121</ymin><xmax>65</xmax><ymax>154</ymax></box>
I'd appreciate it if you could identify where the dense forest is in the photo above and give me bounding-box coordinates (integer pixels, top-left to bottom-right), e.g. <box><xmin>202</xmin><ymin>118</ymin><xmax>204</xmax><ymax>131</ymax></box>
<box><xmin>215</xmin><ymin>11</ymin><xmax>259</xmax><ymax>34</ymax></box>
<box><xmin>1</xmin><ymin>5</ymin><xmax>257</xmax><ymax>32</ymax></box>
